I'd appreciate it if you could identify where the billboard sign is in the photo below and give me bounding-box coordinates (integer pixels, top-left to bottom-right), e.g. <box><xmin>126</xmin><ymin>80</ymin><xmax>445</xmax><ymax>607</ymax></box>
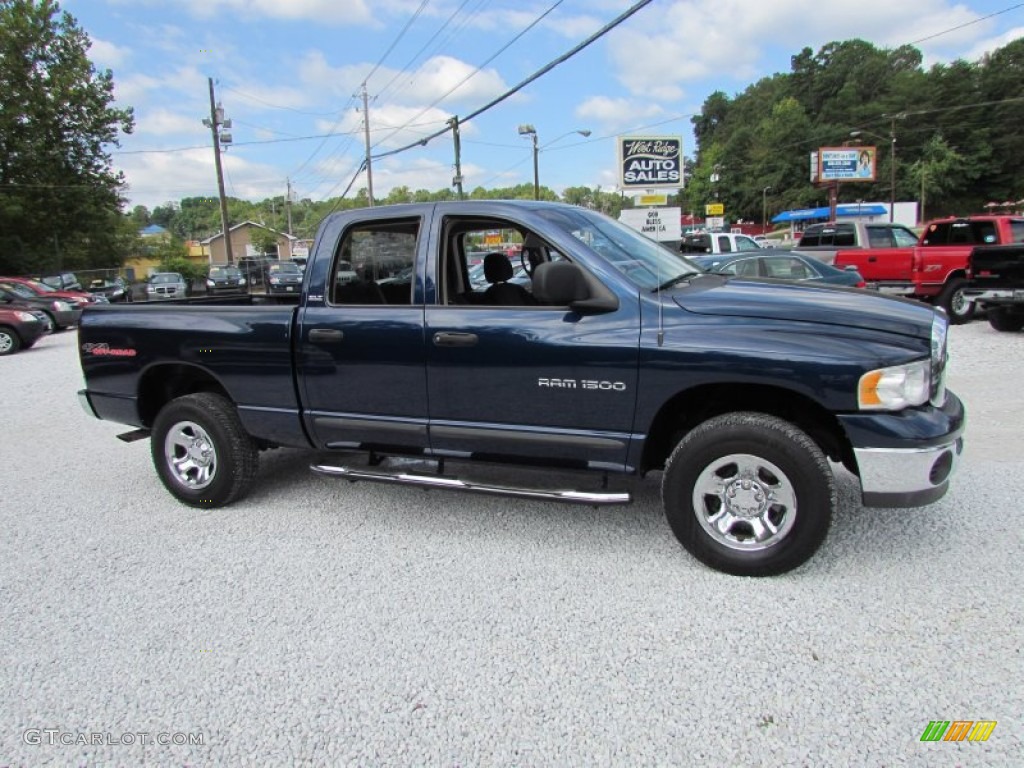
<box><xmin>618</xmin><ymin>136</ymin><xmax>683</xmax><ymax>190</ymax></box>
<box><xmin>705</xmin><ymin>203</ymin><xmax>724</xmax><ymax>216</ymax></box>
<box><xmin>818</xmin><ymin>146</ymin><xmax>877</xmax><ymax>182</ymax></box>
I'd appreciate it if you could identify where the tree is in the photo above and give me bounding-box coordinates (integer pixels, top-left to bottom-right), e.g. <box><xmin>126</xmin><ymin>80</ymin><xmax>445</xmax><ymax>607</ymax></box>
<box><xmin>0</xmin><ymin>0</ymin><xmax>134</xmax><ymax>275</ymax></box>
<box><xmin>249</xmin><ymin>226</ymin><xmax>279</xmax><ymax>256</ymax></box>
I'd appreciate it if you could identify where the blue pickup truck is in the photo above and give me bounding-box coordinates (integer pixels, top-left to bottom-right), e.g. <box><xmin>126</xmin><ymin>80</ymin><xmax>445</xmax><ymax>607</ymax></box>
<box><xmin>78</xmin><ymin>201</ymin><xmax>964</xmax><ymax>576</ymax></box>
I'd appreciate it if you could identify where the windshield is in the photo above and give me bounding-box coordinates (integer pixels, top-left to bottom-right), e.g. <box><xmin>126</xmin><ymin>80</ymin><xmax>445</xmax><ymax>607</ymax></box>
<box><xmin>209</xmin><ymin>267</ymin><xmax>240</xmax><ymax>278</ymax></box>
<box><xmin>24</xmin><ymin>280</ymin><xmax>54</xmax><ymax>293</ymax></box>
<box><xmin>151</xmin><ymin>274</ymin><xmax>181</xmax><ymax>284</ymax></box>
<box><xmin>269</xmin><ymin>262</ymin><xmax>301</xmax><ymax>274</ymax></box>
<box><xmin>1</xmin><ymin>282</ymin><xmax>35</xmax><ymax>298</ymax></box>
<box><xmin>536</xmin><ymin>207</ymin><xmax>701</xmax><ymax>290</ymax></box>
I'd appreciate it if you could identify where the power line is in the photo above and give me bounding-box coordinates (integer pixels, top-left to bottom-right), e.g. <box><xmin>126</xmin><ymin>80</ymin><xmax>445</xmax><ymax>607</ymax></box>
<box><xmin>369</xmin><ymin>0</ymin><xmax>567</xmax><ymax>152</ymax></box>
<box><xmin>907</xmin><ymin>2</ymin><xmax>1024</xmax><ymax>46</ymax></box>
<box><xmin>364</xmin><ymin>0</ymin><xmax>432</xmax><ymax>88</ymax></box>
<box><xmin>370</xmin><ymin>0</ymin><xmax>656</xmax><ymax>163</ymax></box>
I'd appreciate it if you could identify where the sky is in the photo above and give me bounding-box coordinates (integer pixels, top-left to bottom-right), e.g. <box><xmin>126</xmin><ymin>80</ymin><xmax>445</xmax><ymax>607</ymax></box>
<box><xmin>63</xmin><ymin>0</ymin><xmax>1024</xmax><ymax>210</ymax></box>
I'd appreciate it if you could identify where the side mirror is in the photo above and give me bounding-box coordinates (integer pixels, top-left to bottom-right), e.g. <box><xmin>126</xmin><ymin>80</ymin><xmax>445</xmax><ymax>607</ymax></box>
<box><xmin>533</xmin><ymin>261</ymin><xmax>618</xmax><ymax>314</ymax></box>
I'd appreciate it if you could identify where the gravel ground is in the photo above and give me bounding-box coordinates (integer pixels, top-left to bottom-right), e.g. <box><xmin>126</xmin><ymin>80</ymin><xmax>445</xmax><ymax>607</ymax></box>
<box><xmin>1</xmin><ymin>323</ymin><xmax>1021</xmax><ymax>767</ymax></box>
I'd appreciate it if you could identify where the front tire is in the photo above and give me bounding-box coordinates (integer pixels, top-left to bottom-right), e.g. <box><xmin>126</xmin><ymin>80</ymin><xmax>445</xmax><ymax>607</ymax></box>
<box><xmin>662</xmin><ymin>413</ymin><xmax>835</xmax><ymax>576</ymax></box>
<box><xmin>0</xmin><ymin>326</ymin><xmax>21</xmax><ymax>355</ymax></box>
<box><xmin>937</xmin><ymin>278</ymin><xmax>975</xmax><ymax>324</ymax></box>
<box><xmin>987</xmin><ymin>306</ymin><xmax>1024</xmax><ymax>332</ymax></box>
<box><xmin>151</xmin><ymin>392</ymin><xmax>259</xmax><ymax>508</ymax></box>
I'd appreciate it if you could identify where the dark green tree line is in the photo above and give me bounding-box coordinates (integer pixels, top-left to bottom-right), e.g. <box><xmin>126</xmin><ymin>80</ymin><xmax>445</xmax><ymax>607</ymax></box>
<box><xmin>685</xmin><ymin>37</ymin><xmax>1024</xmax><ymax>226</ymax></box>
<box><xmin>0</xmin><ymin>0</ymin><xmax>134</xmax><ymax>275</ymax></box>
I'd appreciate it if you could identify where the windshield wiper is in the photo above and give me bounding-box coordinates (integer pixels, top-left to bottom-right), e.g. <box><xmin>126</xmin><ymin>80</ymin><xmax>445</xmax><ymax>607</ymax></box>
<box><xmin>654</xmin><ymin>271</ymin><xmax>700</xmax><ymax>292</ymax></box>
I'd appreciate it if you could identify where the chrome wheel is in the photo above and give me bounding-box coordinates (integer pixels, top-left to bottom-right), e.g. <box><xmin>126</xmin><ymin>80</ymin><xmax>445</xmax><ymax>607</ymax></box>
<box><xmin>163</xmin><ymin>420</ymin><xmax>218</xmax><ymax>490</ymax></box>
<box><xmin>692</xmin><ymin>453</ymin><xmax>797</xmax><ymax>551</ymax></box>
<box><xmin>950</xmin><ymin>288</ymin><xmax>967</xmax><ymax>317</ymax></box>
<box><xmin>0</xmin><ymin>331</ymin><xmax>13</xmax><ymax>354</ymax></box>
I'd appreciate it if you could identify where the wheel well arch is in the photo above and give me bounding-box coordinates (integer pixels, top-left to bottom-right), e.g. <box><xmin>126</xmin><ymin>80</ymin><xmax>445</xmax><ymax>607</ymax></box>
<box><xmin>641</xmin><ymin>383</ymin><xmax>855</xmax><ymax>475</ymax></box>
<box><xmin>137</xmin><ymin>363</ymin><xmax>231</xmax><ymax>427</ymax></box>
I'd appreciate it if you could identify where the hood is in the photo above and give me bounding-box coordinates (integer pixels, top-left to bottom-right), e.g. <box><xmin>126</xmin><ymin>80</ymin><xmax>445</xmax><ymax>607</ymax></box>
<box><xmin>671</xmin><ymin>275</ymin><xmax>933</xmax><ymax>339</ymax></box>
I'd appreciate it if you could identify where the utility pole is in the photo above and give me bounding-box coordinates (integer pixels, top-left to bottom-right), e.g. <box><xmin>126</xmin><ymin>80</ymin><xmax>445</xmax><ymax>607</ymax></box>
<box><xmin>286</xmin><ymin>177</ymin><xmax>293</xmax><ymax>236</ymax></box>
<box><xmin>361</xmin><ymin>84</ymin><xmax>375</xmax><ymax>207</ymax></box>
<box><xmin>449</xmin><ymin>116</ymin><xmax>464</xmax><ymax>200</ymax></box>
<box><xmin>882</xmin><ymin>112</ymin><xmax>904</xmax><ymax>223</ymax></box>
<box><xmin>204</xmin><ymin>77</ymin><xmax>234</xmax><ymax>264</ymax></box>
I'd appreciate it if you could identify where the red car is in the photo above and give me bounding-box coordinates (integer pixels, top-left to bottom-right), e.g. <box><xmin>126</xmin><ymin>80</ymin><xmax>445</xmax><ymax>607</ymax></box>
<box><xmin>1</xmin><ymin>276</ymin><xmax>106</xmax><ymax>308</ymax></box>
<box><xmin>0</xmin><ymin>305</ymin><xmax>50</xmax><ymax>355</ymax></box>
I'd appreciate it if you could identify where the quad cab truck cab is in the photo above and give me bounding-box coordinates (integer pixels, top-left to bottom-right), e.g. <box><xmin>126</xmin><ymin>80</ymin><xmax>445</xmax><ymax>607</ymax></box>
<box><xmin>829</xmin><ymin>216</ymin><xmax>1024</xmax><ymax>324</ymax></box>
<box><xmin>77</xmin><ymin>202</ymin><xmax>965</xmax><ymax>577</ymax></box>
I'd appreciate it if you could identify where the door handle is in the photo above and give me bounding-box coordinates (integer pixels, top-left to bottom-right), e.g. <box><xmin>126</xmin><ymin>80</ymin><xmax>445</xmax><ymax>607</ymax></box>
<box><xmin>868</xmin><ymin>257</ymin><xmax>877</xmax><ymax>262</ymax></box>
<box><xmin>433</xmin><ymin>332</ymin><xmax>478</xmax><ymax>347</ymax></box>
<box><xmin>309</xmin><ymin>328</ymin><xmax>344</xmax><ymax>343</ymax></box>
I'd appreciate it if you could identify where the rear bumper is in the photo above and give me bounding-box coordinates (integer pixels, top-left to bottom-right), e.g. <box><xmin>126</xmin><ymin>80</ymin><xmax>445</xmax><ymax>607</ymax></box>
<box><xmin>963</xmin><ymin>287</ymin><xmax>1021</xmax><ymax>305</ymax></box>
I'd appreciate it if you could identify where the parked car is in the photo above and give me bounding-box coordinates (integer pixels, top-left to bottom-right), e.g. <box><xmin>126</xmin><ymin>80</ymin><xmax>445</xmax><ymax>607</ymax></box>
<box><xmin>0</xmin><ymin>283</ymin><xmax>80</xmax><ymax>329</ymax></box>
<box><xmin>2</xmin><ymin>276</ymin><xmax>105</xmax><ymax>307</ymax></box>
<box><xmin>691</xmin><ymin>249</ymin><xmax>867</xmax><ymax>287</ymax></box>
<box><xmin>40</xmin><ymin>271</ymin><xmax>82</xmax><ymax>291</ymax></box>
<box><xmin>236</xmin><ymin>256</ymin><xmax>276</xmax><ymax>286</ymax></box>
<box><xmin>266</xmin><ymin>261</ymin><xmax>304</xmax><ymax>295</ymax></box>
<box><xmin>0</xmin><ymin>305</ymin><xmax>50</xmax><ymax>355</ymax></box>
<box><xmin>145</xmin><ymin>272</ymin><xmax>188</xmax><ymax>300</ymax></box>
<box><xmin>206</xmin><ymin>265</ymin><xmax>247</xmax><ymax>293</ymax></box>
<box><xmin>86</xmin><ymin>277</ymin><xmax>131</xmax><ymax>302</ymax></box>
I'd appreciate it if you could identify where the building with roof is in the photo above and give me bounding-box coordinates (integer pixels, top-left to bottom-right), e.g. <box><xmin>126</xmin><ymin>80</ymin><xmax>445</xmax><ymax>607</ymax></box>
<box><xmin>201</xmin><ymin>221</ymin><xmax>298</xmax><ymax>264</ymax></box>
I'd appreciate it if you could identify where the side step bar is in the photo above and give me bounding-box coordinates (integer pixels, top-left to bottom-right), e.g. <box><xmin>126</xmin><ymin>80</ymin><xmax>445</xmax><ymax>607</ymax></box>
<box><xmin>310</xmin><ymin>463</ymin><xmax>631</xmax><ymax>505</ymax></box>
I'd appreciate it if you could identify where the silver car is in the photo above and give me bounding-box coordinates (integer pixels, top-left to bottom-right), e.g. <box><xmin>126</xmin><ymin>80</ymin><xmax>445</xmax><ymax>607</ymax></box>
<box><xmin>146</xmin><ymin>272</ymin><xmax>188</xmax><ymax>300</ymax></box>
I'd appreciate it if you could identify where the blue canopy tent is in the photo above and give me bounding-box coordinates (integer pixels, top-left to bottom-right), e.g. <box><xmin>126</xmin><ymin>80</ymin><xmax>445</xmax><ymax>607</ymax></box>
<box><xmin>772</xmin><ymin>204</ymin><xmax>887</xmax><ymax>223</ymax></box>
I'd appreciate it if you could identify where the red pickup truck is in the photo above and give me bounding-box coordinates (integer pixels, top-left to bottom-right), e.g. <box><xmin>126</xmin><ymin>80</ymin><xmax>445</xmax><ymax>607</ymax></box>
<box><xmin>834</xmin><ymin>215</ymin><xmax>1024</xmax><ymax>324</ymax></box>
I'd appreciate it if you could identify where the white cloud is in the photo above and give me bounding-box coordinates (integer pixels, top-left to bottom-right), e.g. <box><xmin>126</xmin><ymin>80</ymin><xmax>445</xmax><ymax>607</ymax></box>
<box><xmin>135</xmin><ymin>108</ymin><xmax>204</xmax><ymax>137</ymax></box>
<box><xmin>180</xmin><ymin>0</ymin><xmax>374</xmax><ymax>24</ymax></box>
<box><xmin>576</xmin><ymin>96</ymin><xmax>665</xmax><ymax>131</ymax></box>
<box><xmin>300</xmin><ymin>51</ymin><xmax>510</xmax><ymax>108</ymax></box>
<box><xmin>89</xmin><ymin>38</ymin><xmax>130</xmax><ymax>69</ymax></box>
<box><xmin>116</xmin><ymin>148</ymin><xmax>283</xmax><ymax>210</ymax></box>
<box><xmin>960</xmin><ymin>26</ymin><xmax>1024</xmax><ymax>62</ymax></box>
<box><xmin>604</xmin><ymin>0</ymin><xmax>1012</xmax><ymax>101</ymax></box>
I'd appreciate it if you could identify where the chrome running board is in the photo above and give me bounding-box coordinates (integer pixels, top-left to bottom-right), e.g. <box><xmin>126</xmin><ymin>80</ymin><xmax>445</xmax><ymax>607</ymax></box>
<box><xmin>310</xmin><ymin>463</ymin><xmax>631</xmax><ymax>505</ymax></box>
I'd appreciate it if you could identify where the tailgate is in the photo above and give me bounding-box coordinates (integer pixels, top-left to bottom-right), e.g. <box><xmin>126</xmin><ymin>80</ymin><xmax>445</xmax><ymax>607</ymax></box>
<box><xmin>835</xmin><ymin>247</ymin><xmax>913</xmax><ymax>283</ymax></box>
<box><xmin>969</xmin><ymin>244</ymin><xmax>1024</xmax><ymax>286</ymax></box>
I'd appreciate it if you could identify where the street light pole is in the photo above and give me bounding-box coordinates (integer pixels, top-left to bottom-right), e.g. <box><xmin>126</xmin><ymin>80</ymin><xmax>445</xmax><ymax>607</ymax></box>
<box><xmin>762</xmin><ymin>185</ymin><xmax>771</xmax><ymax>234</ymax></box>
<box><xmin>517</xmin><ymin>126</ymin><xmax>591</xmax><ymax>201</ymax></box>
<box><xmin>851</xmin><ymin>116</ymin><xmax>902</xmax><ymax>222</ymax></box>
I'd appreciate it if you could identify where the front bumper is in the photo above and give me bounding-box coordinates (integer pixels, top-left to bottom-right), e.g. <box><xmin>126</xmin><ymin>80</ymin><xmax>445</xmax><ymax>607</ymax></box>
<box><xmin>841</xmin><ymin>391</ymin><xmax>965</xmax><ymax>508</ymax></box>
<box><xmin>854</xmin><ymin>438</ymin><xmax>963</xmax><ymax>507</ymax></box>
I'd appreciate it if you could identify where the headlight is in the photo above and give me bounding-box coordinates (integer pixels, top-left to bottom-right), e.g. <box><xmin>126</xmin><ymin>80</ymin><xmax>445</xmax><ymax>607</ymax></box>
<box><xmin>207</xmin><ymin>279</ymin><xmax>215</xmax><ymax>287</ymax></box>
<box><xmin>239</xmin><ymin>277</ymin><xmax>247</xmax><ymax>286</ymax></box>
<box><xmin>15</xmin><ymin>311</ymin><xmax>37</xmax><ymax>322</ymax></box>
<box><xmin>859</xmin><ymin>359</ymin><xmax>930</xmax><ymax>410</ymax></box>
<box><xmin>53</xmin><ymin>300</ymin><xmax>71</xmax><ymax>311</ymax></box>
<box><xmin>269</xmin><ymin>277</ymin><xmax>280</xmax><ymax>285</ymax></box>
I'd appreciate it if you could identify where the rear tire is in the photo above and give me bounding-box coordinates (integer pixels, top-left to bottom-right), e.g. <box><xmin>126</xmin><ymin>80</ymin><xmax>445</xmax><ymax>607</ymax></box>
<box><xmin>937</xmin><ymin>278</ymin><xmax>975</xmax><ymax>324</ymax></box>
<box><xmin>988</xmin><ymin>306</ymin><xmax>1024</xmax><ymax>332</ymax></box>
<box><xmin>151</xmin><ymin>392</ymin><xmax>259</xmax><ymax>508</ymax></box>
<box><xmin>662</xmin><ymin>412</ymin><xmax>835</xmax><ymax>576</ymax></box>
<box><xmin>0</xmin><ymin>326</ymin><xmax>21</xmax><ymax>355</ymax></box>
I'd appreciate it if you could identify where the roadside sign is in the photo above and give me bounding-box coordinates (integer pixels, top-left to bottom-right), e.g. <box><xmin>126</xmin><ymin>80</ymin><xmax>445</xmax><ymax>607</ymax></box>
<box><xmin>705</xmin><ymin>203</ymin><xmax>724</xmax><ymax>216</ymax></box>
<box><xmin>636</xmin><ymin>194</ymin><xmax>669</xmax><ymax>206</ymax></box>
<box><xmin>618</xmin><ymin>207</ymin><xmax>682</xmax><ymax>242</ymax></box>
<box><xmin>618</xmin><ymin>136</ymin><xmax>683</xmax><ymax>191</ymax></box>
<box><xmin>706</xmin><ymin>216</ymin><xmax>725</xmax><ymax>229</ymax></box>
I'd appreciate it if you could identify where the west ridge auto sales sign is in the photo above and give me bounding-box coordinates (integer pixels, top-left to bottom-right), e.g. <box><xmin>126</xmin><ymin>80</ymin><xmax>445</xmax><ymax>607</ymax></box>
<box><xmin>618</xmin><ymin>136</ymin><xmax>683</xmax><ymax>190</ymax></box>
